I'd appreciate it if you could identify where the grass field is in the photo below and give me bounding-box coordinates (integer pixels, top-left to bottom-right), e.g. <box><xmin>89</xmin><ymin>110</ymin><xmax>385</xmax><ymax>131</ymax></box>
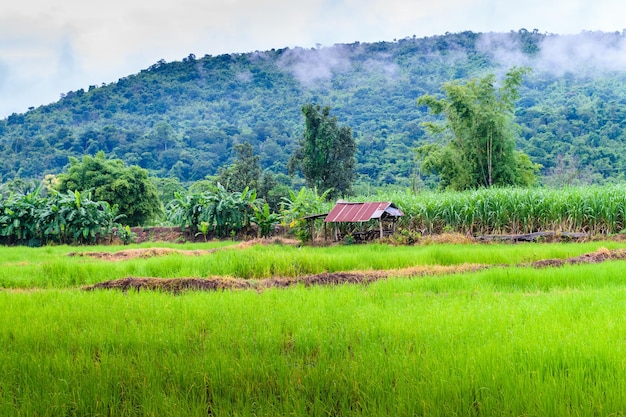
<box><xmin>1</xmin><ymin>240</ymin><xmax>626</xmax><ymax>416</ymax></box>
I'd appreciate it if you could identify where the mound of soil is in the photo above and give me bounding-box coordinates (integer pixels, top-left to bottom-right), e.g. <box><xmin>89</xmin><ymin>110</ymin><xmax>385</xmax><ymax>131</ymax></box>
<box><xmin>84</xmin><ymin>277</ymin><xmax>253</xmax><ymax>292</ymax></box>
<box><xmin>82</xmin><ymin>264</ymin><xmax>485</xmax><ymax>293</ymax></box>
<box><xmin>70</xmin><ymin>238</ymin><xmax>301</xmax><ymax>262</ymax></box>
<box><xmin>529</xmin><ymin>247</ymin><xmax>626</xmax><ymax>268</ymax></box>
<box><xmin>80</xmin><ymin>247</ymin><xmax>626</xmax><ymax>294</ymax></box>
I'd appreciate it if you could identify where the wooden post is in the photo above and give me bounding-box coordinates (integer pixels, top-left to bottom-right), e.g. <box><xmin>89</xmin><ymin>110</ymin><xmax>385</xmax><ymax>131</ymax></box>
<box><xmin>379</xmin><ymin>218</ymin><xmax>383</xmax><ymax>239</ymax></box>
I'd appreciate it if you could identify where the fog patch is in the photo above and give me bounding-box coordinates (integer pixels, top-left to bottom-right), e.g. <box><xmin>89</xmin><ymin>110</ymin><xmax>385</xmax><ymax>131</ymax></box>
<box><xmin>277</xmin><ymin>45</ymin><xmax>351</xmax><ymax>87</ymax></box>
<box><xmin>248</xmin><ymin>50</ymin><xmax>270</xmax><ymax>63</ymax></box>
<box><xmin>478</xmin><ymin>31</ymin><xmax>626</xmax><ymax>77</ymax></box>
<box><xmin>236</xmin><ymin>69</ymin><xmax>253</xmax><ymax>83</ymax></box>
<box><xmin>477</xmin><ymin>32</ymin><xmax>532</xmax><ymax>69</ymax></box>
<box><xmin>536</xmin><ymin>32</ymin><xmax>626</xmax><ymax>75</ymax></box>
<box><xmin>363</xmin><ymin>54</ymin><xmax>399</xmax><ymax>80</ymax></box>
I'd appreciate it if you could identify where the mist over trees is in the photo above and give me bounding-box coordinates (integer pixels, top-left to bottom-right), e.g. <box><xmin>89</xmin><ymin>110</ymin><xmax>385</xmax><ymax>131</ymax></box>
<box><xmin>1</xmin><ymin>30</ymin><xmax>626</xmax><ymax>189</ymax></box>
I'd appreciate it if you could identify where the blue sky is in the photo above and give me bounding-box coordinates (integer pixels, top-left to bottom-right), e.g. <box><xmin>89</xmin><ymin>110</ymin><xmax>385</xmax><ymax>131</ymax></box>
<box><xmin>0</xmin><ymin>0</ymin><xmax>623</xmax><ymax>118</ymax></box>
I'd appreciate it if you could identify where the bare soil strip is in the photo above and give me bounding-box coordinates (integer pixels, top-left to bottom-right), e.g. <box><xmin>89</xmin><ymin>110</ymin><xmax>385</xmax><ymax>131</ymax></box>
<box><xmin>82</xmin><ymin>264</ymin><xmax>486</xmax><ymax>293</ymax></box>
<box><xmin>81</xmin><ymin>247</ymin><xmax>626</xmax><ymax>293</ymax></box>
<box><xmin>528</xmin><ymin>247</ymin><xmax>626</xmax><ymax>267</ymax></box>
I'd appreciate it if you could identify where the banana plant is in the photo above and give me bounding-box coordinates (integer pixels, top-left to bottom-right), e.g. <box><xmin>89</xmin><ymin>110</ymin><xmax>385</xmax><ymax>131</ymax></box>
<box><xmin>251</xmin><ymin>202</ymin><xmax>281</xmax><ymax>238</ymax></box>
<box><xmin>165</xmin><ymin>192</ymin><xmax>210</xmax><ymax>236</ymax></box>
<box><xmin>0</xmin><ymin>191</ymin><xmax>45</xmax><ymax>245</ymax></box>
<box><xmin>231</xmin><ymin>186</ymin><xmax>258</xmax><ymax>234</ymax></box>
<box><xmin>205</xmin><ymin>183</ymin><xmax>239</xmax><ymax>238</ymax></box>
<box><xmin>38</xmin><ymin>190</ymin><xmax>117</xmax><ymax>244</ymax></box>
<box><xmin>280</xmin><ymin>187</ymin><xmax>332</xmax><ymax>241</ymax></box>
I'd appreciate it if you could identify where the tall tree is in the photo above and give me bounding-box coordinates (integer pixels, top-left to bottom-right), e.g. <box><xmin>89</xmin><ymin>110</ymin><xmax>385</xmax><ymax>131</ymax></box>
<box><xmin>56</xmin><ymin>151</ymin><xmax>162</xmax><ymax>226</ymax></box>
<box><xmin>217</xmin><ymin>142</ymin><xmax>262</xmax><ymax>192</ymax></box>
<box><xmin>417</xmin><ymin>67</ymin><xmax>539</xmax><ymax>190</ymax></box>
<box><xmin>289</xmin><ymin>104</ymin><xmax>356</xmax><ymax>199</ymax></box>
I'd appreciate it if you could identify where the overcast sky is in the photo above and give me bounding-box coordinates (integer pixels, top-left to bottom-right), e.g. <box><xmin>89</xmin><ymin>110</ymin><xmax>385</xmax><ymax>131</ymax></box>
<box><xmin>0</xmin><ymin>0</ymin><xmax>623</xmax><ymax>118</ymax></box>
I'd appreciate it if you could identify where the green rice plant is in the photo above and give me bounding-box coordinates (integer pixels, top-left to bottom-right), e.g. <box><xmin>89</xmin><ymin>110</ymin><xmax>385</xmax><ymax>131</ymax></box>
<box><xmin>1</xmin><ymin>259</ymin><xmax>626</xmax><ymax>415</ymax></box>
<box><xmin>2</xmin><ymin>241</ymin><xmax>626</xmax><ymax>289</ymax></box>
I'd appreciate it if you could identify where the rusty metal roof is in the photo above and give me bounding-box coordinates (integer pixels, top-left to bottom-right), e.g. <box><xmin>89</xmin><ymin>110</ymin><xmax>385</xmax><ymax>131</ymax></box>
<box><xmin>324</xmin><ymin>201</ymin><xmax>404</xmax><ymax>223</ymax></box>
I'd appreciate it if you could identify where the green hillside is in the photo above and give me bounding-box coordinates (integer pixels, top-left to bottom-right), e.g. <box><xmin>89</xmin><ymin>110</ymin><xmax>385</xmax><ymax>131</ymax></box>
<box><xmin>2</xmin><ymin>29</ymin><xmax>626</xmax><ymax>187</ymax></box>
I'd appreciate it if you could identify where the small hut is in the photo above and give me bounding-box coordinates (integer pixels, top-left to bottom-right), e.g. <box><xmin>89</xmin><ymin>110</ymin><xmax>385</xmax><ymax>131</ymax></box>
<box><xmin>302</xmin><ymin>212</ymin><xmax>329</xmax><ymax>242</ymax></box>
<box><xmin>324</xmin><ymin>201</ymin><xmax>404</xmax><ymax>241</ymax></box>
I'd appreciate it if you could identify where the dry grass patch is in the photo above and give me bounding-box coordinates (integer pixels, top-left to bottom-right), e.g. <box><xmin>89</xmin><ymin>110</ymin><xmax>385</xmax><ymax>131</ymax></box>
<box><xmin>69</xmin><ymin>237</ymin><xmax>302</xmax><ymax>261</ymax></box>
<box><xmin>419</xmin><ymin>233</ymin><xmax>476</xmax><ymax>245</ymax></box>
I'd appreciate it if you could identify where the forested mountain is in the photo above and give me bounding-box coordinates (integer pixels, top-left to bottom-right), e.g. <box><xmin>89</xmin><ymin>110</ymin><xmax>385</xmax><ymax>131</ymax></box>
<box><xmin>2</xmin><ymin>29</ymin><xmax>626</xmax><ymax>188</ymax></box>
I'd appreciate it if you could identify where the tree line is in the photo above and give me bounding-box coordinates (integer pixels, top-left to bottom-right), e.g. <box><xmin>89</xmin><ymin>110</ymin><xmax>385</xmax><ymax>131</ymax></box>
<box><xmin>0</xmin><ymin>103</ymin><xmax>357</xmax><ymax>245</ymax></box>
<box><xmin>1</xmin><ymin>30</ymin><xmax>626</xmax><ymax>187</ymax></box>
<box><xmin>0</xmin><ymin>66</ymin><xmax>542</xmax><ymax>246</ymax></box>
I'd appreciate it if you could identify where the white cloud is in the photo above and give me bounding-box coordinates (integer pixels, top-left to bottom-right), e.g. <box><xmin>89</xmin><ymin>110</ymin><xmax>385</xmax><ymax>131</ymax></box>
<box><xmin>277</xmin><ymin>46</ymin><xmax>352</xmax><ymax>86</ymax></box>
<box><xmin>537</xmin><ymin>32</ymin><xmax>626</xmax><ymax>75</ymax></box>
<box><xmin>477</xmin><ymin>30</ymin><xmax>626</xmax><ymax>76</ymax></box>
<box><xmin>0</xmin><ymin>0</ymin><xmax>624</xmax><ymax>117</ymax></box>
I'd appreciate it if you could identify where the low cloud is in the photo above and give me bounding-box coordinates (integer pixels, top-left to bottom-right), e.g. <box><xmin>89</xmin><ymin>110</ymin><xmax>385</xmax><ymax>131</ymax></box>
<box><xmin>363</xmin><ymin>55</ymin><xmax>399</xmax><ymax>79</ymax></box>
<box><xmin>235</xmin><ymin>70</ymin><xmax>253</xmax><ymax>83</ymax></box>
<box><xmin>2</xmin><ymin>0</ymin><xmax>625</xmax><ymax>117</ymax></box>
<box><xmin>476</xmin><ymin>32</ymin><xmax>532</xmax><ymax>69</ymax></box>
<box><xmin>537</xmin><ymin>31</ymin><xmax>626</xmax><ymax>75</ymax></box>
<box><xmin>277</xmin><ymin>45</ymin><xmax>352</xmax><ymax>86</ymax></box>
<box><xmin>478</xmin><ymin>31</ymin><xmax>626</xmax><ymax>77</ymax></box>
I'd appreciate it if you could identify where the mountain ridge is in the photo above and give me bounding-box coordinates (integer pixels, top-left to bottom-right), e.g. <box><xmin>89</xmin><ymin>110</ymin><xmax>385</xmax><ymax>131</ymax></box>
<box><xmin>2</xmin><ymin>29</ymin><xmax>626</xmax><ymax>187</ymax></box>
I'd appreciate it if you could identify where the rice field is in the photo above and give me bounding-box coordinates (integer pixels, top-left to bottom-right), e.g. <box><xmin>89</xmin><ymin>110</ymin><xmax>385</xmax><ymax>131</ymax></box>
<box><xmin>1</xmin><ymin>240</ymin><xmax>626</xmax><ymax>416</ymax></box>
<box><xmin>1</xmin><ymin>240</ymin><xmax>625</xmax><ymax>288</ymax></box>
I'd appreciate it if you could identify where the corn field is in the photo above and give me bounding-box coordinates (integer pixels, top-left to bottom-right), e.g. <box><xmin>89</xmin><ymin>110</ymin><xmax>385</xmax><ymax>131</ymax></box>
<box><xmin>378</xmin><ymin>185</ymin><xmax>626</xmax><ymax>236</ymax></box>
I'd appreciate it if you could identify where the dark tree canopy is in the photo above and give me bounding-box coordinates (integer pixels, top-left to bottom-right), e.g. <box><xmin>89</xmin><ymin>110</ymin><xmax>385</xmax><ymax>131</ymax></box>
<box><xmin>56</xmin><ymin>151</ymin><xmax>162</xmax><ymax>226</ymax></box>
<box><xmin>289</xmin><ymin>104</ymin><xmax>356</xmax><ymax>199</ymax></box>
<box><xmin>217</xmin><ymin>142</ymin><xmax>262</xmax><ymax>192</ymax></box>
<box><xmin>417</xmin><ymin>67</ymin><xmax>539</xmax><ymax>190</ymax></box>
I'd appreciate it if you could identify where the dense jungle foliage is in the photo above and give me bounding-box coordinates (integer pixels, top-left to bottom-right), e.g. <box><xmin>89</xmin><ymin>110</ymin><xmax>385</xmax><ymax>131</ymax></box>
<box><xmin>2</xmin><ymin>29</ymin><xmax>626</xmax><ymax>187</ymax></box>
